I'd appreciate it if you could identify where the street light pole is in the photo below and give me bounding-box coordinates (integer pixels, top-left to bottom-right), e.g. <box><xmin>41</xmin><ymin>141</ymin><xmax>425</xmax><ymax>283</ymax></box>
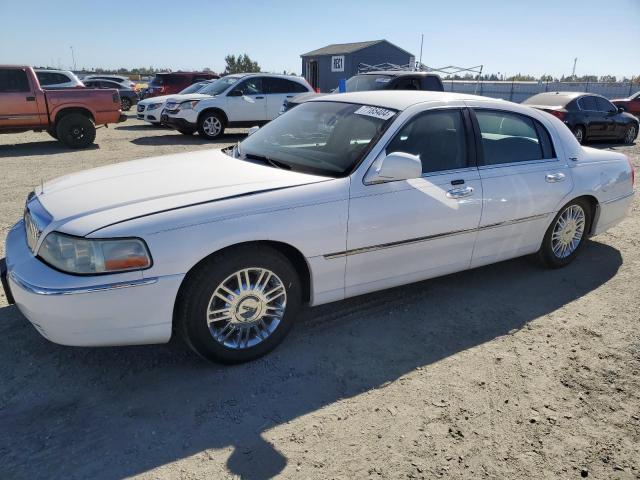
<box><xmin>70</xmin><ymin>46</ymin><xmax>77</xmax><ymax>71</ymax></box>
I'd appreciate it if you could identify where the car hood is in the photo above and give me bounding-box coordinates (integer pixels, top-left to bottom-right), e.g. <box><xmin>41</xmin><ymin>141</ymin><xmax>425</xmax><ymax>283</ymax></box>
<box><xmin>165</xmin><ymin>93</ymin><xmax>212</xmax><ymax>103</ymax></box>
<box><xmin>35</xmin><ymin>149</ymin><xmax>329</xmax><ymax>236</ymax></box>
<box><xmin>139</xmin><ymin>94</ymin><xmax>173</xmax><ymax>105</ymax></box>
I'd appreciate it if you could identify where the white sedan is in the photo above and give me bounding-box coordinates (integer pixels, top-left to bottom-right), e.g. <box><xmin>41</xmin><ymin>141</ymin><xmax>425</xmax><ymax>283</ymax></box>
<box><xmin>2</xmin><ymin>91</ymin><xmax>634</xmax><ymax>363</ymax></box>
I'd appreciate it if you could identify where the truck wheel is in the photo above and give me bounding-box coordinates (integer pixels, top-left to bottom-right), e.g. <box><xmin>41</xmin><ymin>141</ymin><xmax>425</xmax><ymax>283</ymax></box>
<box><xmin>46</xmin><ymin>128</ymin><xmax>58</xmax><ymax>140</ymax></box>
<box><xmin>56</xmin><ymin>113</ymin><xmax>96</xmax><ymax>149</ymax></box>
<box><xmin>121</xmin><ymin>98</ymin><xmax>132</xmax><ymax>111</ymax></box>
<box><xmin>197</xmin><ymin>112</ymin><xmax>225</xmax><ymax>139</ymax></box>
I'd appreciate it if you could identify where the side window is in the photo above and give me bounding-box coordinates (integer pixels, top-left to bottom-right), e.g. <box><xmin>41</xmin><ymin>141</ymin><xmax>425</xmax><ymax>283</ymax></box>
<box><xmin>595</xmin><ymin>97</ymin><xmax>615</xmax><ymax>113</ymax></box>
<box><xmin>578</xmin><ymin>96</ymin><xmax>598</xmax><ymax>111</ymax></box>
<box><xmin>475</xmin><ymin>110</ymin><xmax>548</xmax><ymax>165</ymax></box>
<box><xmin>393</xmin><ymin>77</ymin><xmax>420</xmax><ymax>90</ymax></box>
<box><xmin>0</xmin><ymin>69</ymin><xmax>30</xmax><ymax>92</ymax></box>
<box><xmin>266</xmin><ymin>78</ymin><xmax>308</xmax><ymax>94</ymax></box>
<box><xmin>386</xmin><ymin>109</ymin><xmax>468</xmax><ymax>174</ymax></box>
<box><xmin>53</xmin><ymin>73</ymin><xmax>69</xmax><ymax>84</ymax></box>
<box><xmin>36</xmin><ymin>72</ymin><xmax>53</xmax><ymax>85</ymax></box>
<box><xmin>421</xmin><ymin>76</ymin><xmax>443</xmax><ymax>91</ymax></box>
<box><xmin>231</xmin><ymin>78</ymin><xmax>263</xmax><ymax>96</ymax></box>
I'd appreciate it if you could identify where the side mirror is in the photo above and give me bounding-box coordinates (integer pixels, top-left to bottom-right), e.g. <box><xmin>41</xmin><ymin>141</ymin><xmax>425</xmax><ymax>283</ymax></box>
<box><xmin>618</xmin><ymin>106</ymin><xmax>625</xmax><ymax>113</ymax></box>
<box><xmin>228</xmin><ymin>89</ymin><xmax>242</xmax><ymax>97</ymax></box>
<box><xmin>364</xmin><ymin>152</ymin><xmax>422</xmax><ymax>185</ymax></box>
<box><xmin>247</xmin><ymin>126</ymin><xmax>260</xmax><ymax>136</ymax></box>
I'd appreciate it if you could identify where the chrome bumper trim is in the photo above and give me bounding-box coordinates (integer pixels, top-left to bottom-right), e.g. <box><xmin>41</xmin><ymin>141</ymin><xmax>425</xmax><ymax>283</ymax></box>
<box><xmin>8</xmin><ymin>272</ymin><xmax>158</xmax><ymax>296</ymax></box>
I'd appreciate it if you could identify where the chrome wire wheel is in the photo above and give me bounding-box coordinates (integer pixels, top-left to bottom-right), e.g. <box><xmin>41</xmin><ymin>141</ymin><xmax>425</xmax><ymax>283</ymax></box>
<box><xmin>206</xmin><ymin>268</ymin><xmax>287</xmax><ymax>349</ymax></box>
<box><xmin>573</xmin><ymin>127</ymin><xmax>584</xmax><ymax>144</ymax></box>
<box><xmin>625</xmin><ymin>125</ymin><xmax>637</xmax><ymax>144</ymax></box>
<box><xmin>551</xmin><ymin>205</ymin><xmax>586</xmax><ymax>259</ymax></box>
<box><xmin>202</xmin><ymin>116</ymin><xmax>222</xmax><ymax>137</ymax></box>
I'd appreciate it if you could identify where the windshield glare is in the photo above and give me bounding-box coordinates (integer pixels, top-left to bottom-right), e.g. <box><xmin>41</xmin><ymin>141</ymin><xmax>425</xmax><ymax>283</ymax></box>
<box><xmin>201</xmin><ymin>76</ymin><xmax>241</xmax><ymax>96</ymax></box>
<box><xmin>345</xmin><ymin>75</ymin><xmax>393</xmax><ymax>92</ymax></box>
<box><xmin>180</xmin><ymin>82</ymin><xmax>208</xmax><ymax>94</ymax></box>
<box><xmin>237</xmin><ymin>101</ymin><xmax>396</xmax><ymax>177</ymax></box>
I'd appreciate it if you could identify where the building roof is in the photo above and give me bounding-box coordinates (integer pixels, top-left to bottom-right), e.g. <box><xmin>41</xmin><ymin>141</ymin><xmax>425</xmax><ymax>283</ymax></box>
<box><xmin>300</xmin><ymin>40</ymin><xmax>412</xmax><ymax>57</ymax></box>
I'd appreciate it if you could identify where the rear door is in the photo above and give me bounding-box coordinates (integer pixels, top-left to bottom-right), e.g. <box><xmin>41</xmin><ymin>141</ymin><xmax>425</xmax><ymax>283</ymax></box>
<box><xmin>595</xmin><ymin>96</ymin><xmax>623</xmax><ymax>138</ymax></box>
<box><xmin>467</xmin><ymin>106</ymin><xmax>573</xmax><ymax>267</ymax></box>
<box><xmin>0</xmin><ymin>68</ymin><xmax>40</xmax><ymax>129</ymax></box>
<box><xmin>263</xmin><ymin>78</ymin><xmax>309</xmax><ymax>119</ymax></box>
<box><xmin>225</xmin><ymin>77</ymin><xmax>267</xmax><ymax>122</ymax></box>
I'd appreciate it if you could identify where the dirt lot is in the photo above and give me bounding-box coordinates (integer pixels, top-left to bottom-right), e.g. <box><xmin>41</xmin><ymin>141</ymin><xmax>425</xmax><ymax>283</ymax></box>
<box><xmin>0</xmin><ymin>115</ymin><xmax>639</xmax><ymax>480</ymax></box>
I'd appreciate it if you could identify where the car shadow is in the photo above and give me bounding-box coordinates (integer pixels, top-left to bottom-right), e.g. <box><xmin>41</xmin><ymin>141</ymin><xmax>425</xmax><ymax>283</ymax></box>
<box><xmin>0</xmin><ymin>240</ymin><xmax>622</xmax><ymax>480</ymax></box>
<box><xmin>0</xmin><ymin>141</ymin><xmax>99</xmax><ymax>158</ymax></box>
<box><xmin>586</xmin><ymin>140</ymin><xmax>635</xmax><ymax>150</ymax></box>
<box><xmin>115</xmin><ymin>124</ymin><xmax>168</xmax><ymax>131</ymax></box>
<box><xmin>130</xmin><ymin>133</ymin><xmax>246</xmax><ymax>147</ymax></box>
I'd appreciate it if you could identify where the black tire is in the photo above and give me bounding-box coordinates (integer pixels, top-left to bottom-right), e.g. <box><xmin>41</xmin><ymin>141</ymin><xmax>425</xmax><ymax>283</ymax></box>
<box><xmin>197</xmin><ymin>111</ymin><xmax>225</xmax><ymax>139</ymax></box>
<box><xmin>150</xmin><ymin>122</ymin><xmax>161</xmax><ymax>127</ymax></box>
<box><xmin>46</xmin><ymin>128</ymin><xmax>58</xmax><ymax>139</ymax></box>
<box><xmin>537</xmin><ymin>198</ymin><xmax>592</xmax><ymax>269</ymax></box>
<box><xmin>177</xmin><ymin>128</ymin><xmax>195</xmax><ymax>136</ymax></box>
<box><xmin>622</xmin><ymin>124</ymin><xmax>637</xmax><ymax>145</ymax></box>
<box><xmin>572</xmin><ymin>125</ymin><xmax>585</xmax><ymax>144</ymax></box>
<box><xmin>176</xmin><ymin>246</ymin><xmax>302</xmax><ymax>364</ymax></box>
<box><xmin>121</xmin><ymin>98</ymin><xmax>132</xmax><ymax>111</ymax></box>
<box><xmin>56</xmin><ymin>113</ymin><xmax>96</xmax><ymax>149</ymax></box>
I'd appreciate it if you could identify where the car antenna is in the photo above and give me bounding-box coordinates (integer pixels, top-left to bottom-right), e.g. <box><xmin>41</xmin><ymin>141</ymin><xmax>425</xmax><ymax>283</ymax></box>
<box><xmin>41</xmin><ymin>178</ymin><xmax>44</xmax><ymax>194</ymax></box>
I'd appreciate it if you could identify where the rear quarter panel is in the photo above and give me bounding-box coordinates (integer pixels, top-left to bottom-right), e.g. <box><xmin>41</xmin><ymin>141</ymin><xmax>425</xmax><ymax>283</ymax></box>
<box><xmin>47</xmin><ymin>88</ymin><xmax>122</xmax><ymax>124</ymax></box>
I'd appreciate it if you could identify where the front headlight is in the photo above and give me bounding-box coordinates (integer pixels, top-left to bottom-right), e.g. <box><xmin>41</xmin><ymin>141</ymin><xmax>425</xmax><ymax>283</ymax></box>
<box><xmin>38</xmin><ymin>232</ymin><xmax>152</xmax><ymax>274</ymax></box>
<box><xmin>179</xmin><ymin>100</ymin><xmax>200</xmax><ymax>110</ymax></box>
<box><xmin>147</xmin><ymin>102</ymin><xmax>162</xmax><ymax>110</ymax></box>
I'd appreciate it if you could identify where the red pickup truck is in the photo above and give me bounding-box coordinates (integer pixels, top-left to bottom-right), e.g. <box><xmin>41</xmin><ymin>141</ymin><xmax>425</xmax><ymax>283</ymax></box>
<box><xmin>0</xmin><ymin>66</ymin><xmax>126</xmax><ymax>148</ymax></box>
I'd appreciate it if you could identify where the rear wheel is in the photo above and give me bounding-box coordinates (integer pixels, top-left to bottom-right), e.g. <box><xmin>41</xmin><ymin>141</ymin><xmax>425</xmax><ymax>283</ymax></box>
<box><xmin>177</xmin><ymin>246</ymin><xmax>301</xmax><ymax>364</ymax></box>
<box><xmin>623</xmin><ymin>124</ymin><xmax>637</xmax><ymax>144</ymax></box>
<box><xmin>56</xmin><ymin>113</ymin><xmax>96</xmax><ymax>148</ymax></box>
<box><xmin>197</xmin><ymin>111</ymin><xmax>225</xmax><ymax>139</ymax></box>
<box><xmin>121</xmin><ymin>98</ymin><xmax>132</xmax><ymax>111</ymax></box>
<box><xmin>572</xmin><ymin>125</ymin><xmax>585</xmax><ymax>144</ymax></box>
<box><xmin>46</xmin><ymin>128</ymin><xmax>58</xmax><ymax>139</ymax></box>
<box><xmin>538</xmin><ymin>199</ymin><xmax>591</xmax><ymax>268</ymax></box>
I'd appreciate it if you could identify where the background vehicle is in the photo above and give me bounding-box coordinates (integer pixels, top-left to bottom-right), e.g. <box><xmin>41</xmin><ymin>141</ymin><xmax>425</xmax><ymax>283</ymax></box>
<box><xmin>281</xmin><ymin>71</ymin><xmax>443</xmax><ymax>113</ymax></box>
<box><xmin>162</xmin><ymin>73</ymin><xmax>313</xmax><ymax>138</ymax></box>
<box><xmin>611</xmin><ymin>91</ymin><xmax>640</xmax><ymax>117</ymax></box>
<box><xmin>83</xmin><ymin>78</ymin><xmax>139</xmax><ymax>111</ymax></box>
<box><xmin>0</xmin><ymin>65</ymin><xmax>125</xmax><ymax>148</ymax></box>
<box><xmin>2</xmin><ymin>91</ymin><xmax>634</xmax><ymax>363</ymax></box>
<box><xmin>34</xmin><ymin>69</ymin><xmax>84</xmax><ymax>89</ymax></box>
<box><xmin>143</xmin><ymin>72</ymin><xmax>219</xmax><ymax>98</ymax></box>
<box><xmin>523</xmin><ymin>92</ymin><xmax>639</xmax><ymax>144</ymax></box>
<box><xmin>137</xmin><ymin>80</ymin><xmax>214</xmax><ymax>125</ymax></box>
<box><xmin>84</xmin><ymin>74</ymin><xmax>135</xmax><ymax>89</ymax></box>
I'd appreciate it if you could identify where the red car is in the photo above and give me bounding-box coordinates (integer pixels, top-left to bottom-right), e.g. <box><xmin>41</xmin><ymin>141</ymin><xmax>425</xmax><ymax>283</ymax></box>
<box><xmin>612</xmin><ymin>91</ymin><xmax>640</xmax><ymax>117</ymax></box>
<box><xmin>143</xmin><ymin>72</ymin><xmax>219</xmax><ymax>98</ymax></box>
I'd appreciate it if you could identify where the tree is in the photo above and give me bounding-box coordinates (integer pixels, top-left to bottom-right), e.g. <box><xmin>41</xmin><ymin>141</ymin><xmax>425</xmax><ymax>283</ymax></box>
<box><xmin>599</xmin><ymin>75</ymin><xmax>617</xmax><ymax>83</ymax></box>
<box><xmin>224</xmin><ymin>54</ymin><xmax>260</xmax><ymax>75</ymax></box>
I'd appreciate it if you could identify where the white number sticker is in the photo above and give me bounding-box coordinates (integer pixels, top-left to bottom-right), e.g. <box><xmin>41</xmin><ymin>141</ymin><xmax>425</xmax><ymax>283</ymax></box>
<box><xmin>354</xmin><ymin>105</ymin><xmax>395</xmax><ymax>120</ymax></box>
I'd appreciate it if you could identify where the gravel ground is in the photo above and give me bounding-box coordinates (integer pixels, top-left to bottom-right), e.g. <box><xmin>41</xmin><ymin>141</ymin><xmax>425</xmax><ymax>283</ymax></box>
<box><xmin>0</xmin><ymin>115</ymin><xmax>639</xmax><ymax>480</ymax></box>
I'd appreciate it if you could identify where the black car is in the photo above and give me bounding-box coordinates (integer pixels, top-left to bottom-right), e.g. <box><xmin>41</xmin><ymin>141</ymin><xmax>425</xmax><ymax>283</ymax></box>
<box><xmin>523</xmin><ymin>92</ymin><xmax>638</xmax><ymax>145</ymax></box>
<box><xmin>83</xmin><ymin>79</ymin><xmax>139</xmax><ymax>111</ymax></box>
<box><xmin>281</xmin><ymin>71</ymin><xmax>444</xmax><ymax>114</ymax></box>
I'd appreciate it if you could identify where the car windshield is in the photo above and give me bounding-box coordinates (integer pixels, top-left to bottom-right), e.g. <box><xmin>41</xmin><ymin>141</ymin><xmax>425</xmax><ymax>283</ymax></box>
<box><xmin>234</xmin><ymin>101</ymin><xmax>397</xmax><ymax>177</ymax></box>
<box><xmin>345</xmin><ymin>75</ymin><xmax>393</xmax><ymax>92</ymax></box>
<box><xmin>180</xmin><ymin>82</ymin><xmax>208</xmax><ymax>94</ymax></box>
<box><xmin>200</xmin><ymin>76</ymin><xmax>241</xmax><ymax>96</ymax></box>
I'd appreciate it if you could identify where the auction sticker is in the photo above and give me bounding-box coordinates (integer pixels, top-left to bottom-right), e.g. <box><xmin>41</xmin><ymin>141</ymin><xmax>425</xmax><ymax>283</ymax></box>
<box><xmin>354</xmin><ymin>106</ymin><xmax>395</xmax><ymax>120</ymax></box>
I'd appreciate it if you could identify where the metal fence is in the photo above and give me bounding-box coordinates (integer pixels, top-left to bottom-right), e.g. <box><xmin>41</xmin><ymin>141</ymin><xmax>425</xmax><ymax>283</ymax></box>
<box><xmin>445</xmin><ymin>81</ymin><xmax>640</xmax><ymax>103</ymax></box>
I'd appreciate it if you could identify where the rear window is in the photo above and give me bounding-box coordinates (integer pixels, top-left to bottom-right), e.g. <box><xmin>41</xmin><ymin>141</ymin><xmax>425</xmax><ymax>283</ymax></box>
<box><xmin>345</xmin><ymin>75</ymin><xmax>393</xmax><ymax>92</ymax></box>
<box><xmin>0</xmin><ymin>69</ymin><xmax>30</xmax><ymax>92</ymax></box>
<box><xmin>523</xmin><ymin>94</ymin><xmax>571</xmax><ymax>107</ymax></box>
<box><xmin>36</xmin><ymin>72</ymin><xmax>70</xmax><ymax>86</ymax></box>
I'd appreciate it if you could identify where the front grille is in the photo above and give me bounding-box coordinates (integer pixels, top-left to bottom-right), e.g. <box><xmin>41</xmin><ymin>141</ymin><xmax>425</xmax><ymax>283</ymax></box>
<box><xmin>137</xmin><ymin>104</ymin><xmax>146</xmax><ymax>112</ymax></box>
<box><xmin>24</xmin><ymin>210</ymin><xmax>41</xmax><ymax>253</ymax></box>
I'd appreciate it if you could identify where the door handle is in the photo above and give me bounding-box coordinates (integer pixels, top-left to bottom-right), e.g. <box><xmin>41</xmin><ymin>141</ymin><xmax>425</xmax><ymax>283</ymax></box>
<box><xmin>26</xmin><ymin>96</ymin><xmax>35</xmax><ymax>102</ymax></box>
<box><xmin>545</xmin><ymin>172</ymin><xmax>566</xmax><ymax>183</ymax></box>
<box><xmin>254</xmin><ymin>96</ymin><xmax>264</xmax><ymax>99</ymax></box>
<box><xmin>446</xmin><ymin>186</ymin><xmax>474</xmax><ymax>199</ymax></box>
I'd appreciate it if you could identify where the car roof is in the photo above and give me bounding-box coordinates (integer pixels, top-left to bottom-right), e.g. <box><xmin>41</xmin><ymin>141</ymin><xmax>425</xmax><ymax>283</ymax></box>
<box><xmin>308</xmin><ymin>90</ymin><xmax>488</xmax><ymax>110</ymax></box>
<box><xmin>523</xmin><ymin>91</ymin><xmax>606</xmax><ymax>106</ymax></box>
<box><xmin>34</xmin><ymin>68</ymin><xmax>74</xmax><ymax>74</ymax></box>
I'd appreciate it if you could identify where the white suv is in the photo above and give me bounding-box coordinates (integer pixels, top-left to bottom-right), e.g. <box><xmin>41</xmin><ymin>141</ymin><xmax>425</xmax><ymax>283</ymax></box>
<box><xmin>34</xmin><ymin>69</ymin><xmax>84</xmax><ymax>89</ymax></box>
<box><xmin>161</xmin><ymin>73</ymin><xmax>313</xmax><ymax>138</ymax></box>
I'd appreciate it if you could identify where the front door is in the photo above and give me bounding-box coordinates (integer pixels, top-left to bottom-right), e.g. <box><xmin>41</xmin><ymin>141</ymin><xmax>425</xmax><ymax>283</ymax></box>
<box><xmin>467</xmin><ymin>107</ymin><xmax>574</xmax><ymax>268</ymax></box>
<box><xmin>0</xmin><ymin>68</ymin><xmax>40</xmax><ymax>129</ymax></box>
<box><xmin>345</xmin><ymin>107</ymin><xmax>483</xmax><ymax>297</ymax></box>
<box><xmin>578</xmin><ymin>96</ymin><xmax>607</xmax><ymax>138</ymax></box>
<box><xmin>263</xmin><ymin>77</ymin><xmax>307</xmax><ymax>120</ymax></box>
<box><xmin>225</xmin><ymin>77</ymin><xmax>267</xmax><ymax>123</ymax></box>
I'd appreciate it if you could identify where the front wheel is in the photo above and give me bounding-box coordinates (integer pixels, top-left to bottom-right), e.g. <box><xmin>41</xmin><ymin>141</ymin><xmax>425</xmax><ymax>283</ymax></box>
<box><xmin>177</xmin><ymin>246</ymin><xmax>301</xmax><ymax>364</ymax></box>
<box><xmin>572</xmin><ymin>126</ymin><xmax>585</xmax><ymax>144</ymax></box>
<box><xmin>538</xmin><ymin>199</ymin><xmax>591</xmax><ymax>268</ymax></box>
<box><xmin>56</xmin><ymin>113</ymin><xmax>96</xmax><ymax>148</ymax></box>
<box><xmin>121</xmin><ymin>98</ymin><xmax>132</xmax><ymax>111</ymax></box>
<box><xmin>623</xmin><ymin>124</ymin><xmax>637</xmax><ymax>144</ymax></box>
<box><xmin>197</xmin><ymin>112</ymin><xmax>225</xmax><ymax>139</ymax></box>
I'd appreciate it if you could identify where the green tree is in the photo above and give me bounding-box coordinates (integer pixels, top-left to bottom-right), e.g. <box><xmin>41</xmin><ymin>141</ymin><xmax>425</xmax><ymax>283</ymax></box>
<box><xmin>224</xmin><ymin>54</ymin><xmax>261</xmax><ymax>75</ymax></box>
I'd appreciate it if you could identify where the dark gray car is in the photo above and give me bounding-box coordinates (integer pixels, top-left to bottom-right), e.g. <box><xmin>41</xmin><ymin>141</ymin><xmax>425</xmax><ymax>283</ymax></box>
<box><xmin>83</xmin><ymin>79</ymin><xmax>139</xmax><ymax>111</ymax></box>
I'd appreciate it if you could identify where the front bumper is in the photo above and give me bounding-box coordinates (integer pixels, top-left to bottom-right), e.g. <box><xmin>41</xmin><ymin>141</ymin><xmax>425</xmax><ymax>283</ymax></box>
<box><xmin>161</xmin><ymin>112</ymin><xmax>196</xmax><ymax>131</ymax></box>
<box><xmin>4</xmin><ymin>222</ymin><xmax>183</xmax><ymax>346</ymax></box>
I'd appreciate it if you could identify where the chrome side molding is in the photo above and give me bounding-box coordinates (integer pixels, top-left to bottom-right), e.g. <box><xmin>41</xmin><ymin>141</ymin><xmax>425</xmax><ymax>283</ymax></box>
<box><xmin>8</xmin><ymin>272</ymin><xmax>158</xmax><ymax>296</ymax></box>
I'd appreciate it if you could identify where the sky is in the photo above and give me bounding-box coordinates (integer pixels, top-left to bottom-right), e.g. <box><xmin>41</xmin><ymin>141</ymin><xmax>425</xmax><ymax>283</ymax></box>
<box><xmin>1</xmin><ymin>0</ymin><xmax>638</xmax><ymax>79</ymax></box>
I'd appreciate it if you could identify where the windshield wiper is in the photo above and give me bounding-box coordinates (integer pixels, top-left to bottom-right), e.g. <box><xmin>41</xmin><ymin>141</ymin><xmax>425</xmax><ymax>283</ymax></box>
<box><xmin>244</xmin><ymin>153</ymin><xmax>291</xmax><ymax>170</ymax></box>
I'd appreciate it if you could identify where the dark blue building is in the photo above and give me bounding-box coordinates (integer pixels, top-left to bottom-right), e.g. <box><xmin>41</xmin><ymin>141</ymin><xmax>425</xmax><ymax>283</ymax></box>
<box><xmin>300</xmin><ymin>40</ymin><xmax>415</xmax><ymax>92</ymax></box>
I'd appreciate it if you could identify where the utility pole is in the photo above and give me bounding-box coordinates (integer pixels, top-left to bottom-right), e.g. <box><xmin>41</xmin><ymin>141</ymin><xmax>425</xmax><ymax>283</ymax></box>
<box><xmin>571</xmin><ymin>57</ymin><xmax>577</xmax><ymax>79</ymax></box>
<box><xmin>70</xmin><ymin>46</ymin><xmax>77</xmax><ymax>71</ymax></box>
<box><xmin>418</xmin><ymin>34</ymin><xmax>424</xmax><ymax>71</ymax></box>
